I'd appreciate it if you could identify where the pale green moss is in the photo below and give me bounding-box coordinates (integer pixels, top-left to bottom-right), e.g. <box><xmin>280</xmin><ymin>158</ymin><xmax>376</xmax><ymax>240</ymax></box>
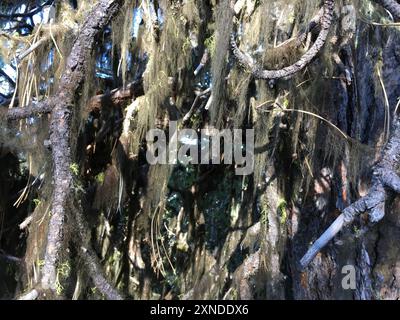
<box><xmin>95</xmin><ymin>172</ymin><xmax>105</xmax><ymax>185</ymax></box>
<box><xmin>277</xmin><ymin>199</ymin><xmax>288</xmax><ymax>225</ymax></box>
<box><xmin>55</xmin><ymin>262</ymin><xmax>71</xmax><ymax>296</ymax></box>
<box><xmin>69</xmin><ymin>163</ymin><xmax>80</xmax><ymax>176</ymax></box>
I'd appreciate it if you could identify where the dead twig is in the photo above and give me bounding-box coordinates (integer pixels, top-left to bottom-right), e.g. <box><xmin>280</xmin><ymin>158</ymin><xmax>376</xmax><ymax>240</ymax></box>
<box><xmin>182</xmin><ymin>88</ymin><xmax>212</xmax><ymax>124</ymax></box>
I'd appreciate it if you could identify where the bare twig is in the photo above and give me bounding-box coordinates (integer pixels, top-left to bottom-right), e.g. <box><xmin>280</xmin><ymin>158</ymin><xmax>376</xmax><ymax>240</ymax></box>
<box><xmin>0</xmin><ymin>252</ymin><xmax>21</xmax><ymax>263</ymax></box>
<box><xmin>17</xmin><ymin>37</ymin><xmax>48</xmax><ymax>63</ymax></box>
<box><xmin>182</xmin><ymin>88</ymin><xmax>211</xmax><ymax>124</ymax></box>
<box><xmin>377</xmin><ymin>68</ymin><xmax>391</xmax><ymax>142</ymax></box>
<box><xmin>257</xmin><ymin>104</ymin><xmax>350</xmax><ymax>141</ymax></box>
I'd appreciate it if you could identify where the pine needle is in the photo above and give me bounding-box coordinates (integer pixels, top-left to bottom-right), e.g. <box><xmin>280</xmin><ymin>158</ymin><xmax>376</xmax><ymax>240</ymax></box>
<box><xmin>49</xmin><ymin>22</ymin><xmax>63</xmax><ymax>60</ymax></box>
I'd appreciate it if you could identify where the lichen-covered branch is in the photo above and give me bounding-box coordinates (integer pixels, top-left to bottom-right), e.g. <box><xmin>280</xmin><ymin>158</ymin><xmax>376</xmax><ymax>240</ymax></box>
<box><xmin>86</xmin><ymin>79</ymin><xmax>144</xmax><ymax>113</ymax></box>
<box><xmin>2</xmin><ymin>101</ymin><xmax>53</xmax><ymax>120</ymax></box>
<box><xmin>71</xmin><ymin>197</ymin><xmax>124</xmax><ymax>300</ymax></box>
<box><xmin>300</xmin><ymin>115</ymin><xmax>400</xmax><ymax>269</ymax></box>
<box><xmin>231</xmin><ymin>0</ymin><xmax>335</xmax><ymax>80</ymax></box>
<box><xmin>79</xmin><ymin>247</ymin><xmax>124</xmax><ymax>300</ymax></box>
<box><xmin>40</xmin><ymin>0</ymin><xmax>124</xmax><ymax>292</ymax></box>
<box><xmin>296</xmin><ymin>7</ymin><xmax>324</xmax><ymax>46</ymax></box>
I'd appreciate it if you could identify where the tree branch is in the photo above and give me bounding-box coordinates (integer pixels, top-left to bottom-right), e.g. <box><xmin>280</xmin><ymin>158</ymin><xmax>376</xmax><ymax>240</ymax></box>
<box><xmin>0</xmin><ymin>0</ymin><xmax>54</xmax><ymax>20</ymax></box>
<box><xmin>70</xmin><ymin>195</ymin><xmax>125</xmax><ymax>300</ymax></box>
<box><xmin>231</xmin><ymin>0</ymin><xmax>335</xmax><ymax>80</ymax></box>
<box><xmin>86</xmin><ymin>79</ymin><xmax>144</xmax><ymax>113</ymax></box>
<box><xmin>1</xmin><ymin>100</ymin><xmax>53</xmax><ymax>120</ymax></box>
<box><xmin>40</xmin><ymin>0</ymin><xmax>124</xmax><ymax>292</ymax></box>
<box><xmin>296</xmin><ymin>7</ymin><xmax>324</xmax><ymax>46</ymax></box>
<box><xmin>375</xmin><ymin>0</ymin><xmax>400</xmax><ymax>21</ymax></box>
<box><xmin>300</xmin><ymin>115</ymin><xmax>400</xmax><ymax>269</ymax></box>
<box><xmin>79</xmin><ymin>247</ymin><xmax>124</xmax><ymax>300</ymax></box>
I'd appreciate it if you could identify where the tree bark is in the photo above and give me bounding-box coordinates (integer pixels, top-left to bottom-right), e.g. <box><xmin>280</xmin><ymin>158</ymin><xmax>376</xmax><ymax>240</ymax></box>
<box><xmin>40</xmin><ymin>0</ymin><xmax>124</xmax><ymax>292</ymax></box>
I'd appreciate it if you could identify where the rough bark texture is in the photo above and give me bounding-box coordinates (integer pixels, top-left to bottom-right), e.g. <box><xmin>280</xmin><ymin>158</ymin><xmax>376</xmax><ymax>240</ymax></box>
<box><xmin>2</xmin><ymin>101</ymin><xmax>53</xmax><ymax>120</ymax></box>
<box><xmin>40</xmin><ymin>0</ymin><xmax>124</xmax><ymax>293</ymax></box>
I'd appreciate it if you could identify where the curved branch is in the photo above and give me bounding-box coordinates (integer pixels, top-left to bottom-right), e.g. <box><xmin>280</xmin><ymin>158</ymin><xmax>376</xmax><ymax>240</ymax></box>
<box><xmin>71</xmin><ymin>196</ymin><xmax>124</xmax><ymax>300</ymax></box>
<box><xmin>375</xmin><ymin>0</ymin><xmax>400</xmax><ymax>21</ymax></box>
<box><xmin>231</xmin><ymin>0</ymin><xmax>335</xmax><ymax>80</ymax></box>
<box><xmin>79</xmin><ymin>247</ymin><xmax>124</xmax><ymax>300</ymax></box>
<box><xmin>296</xmin><ymin>7</ymin><xmax>324</xmax><ymax>46</ymax></box>
<box><xmin>300</xmin><ymin>116</ymin><xmax>400</xmax><ymax>269</ymax></box>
